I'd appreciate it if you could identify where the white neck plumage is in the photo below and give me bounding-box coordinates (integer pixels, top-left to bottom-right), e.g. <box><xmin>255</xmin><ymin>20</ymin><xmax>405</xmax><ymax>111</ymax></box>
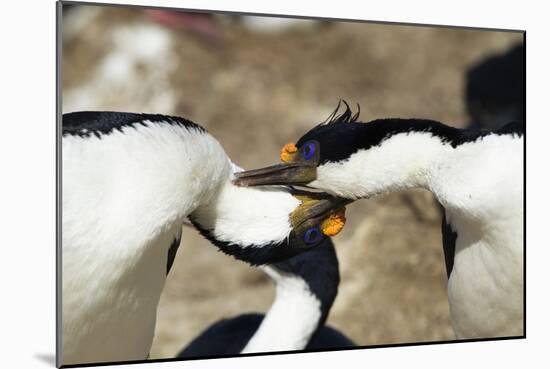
<box><xmin>241</xmin><ymin>266</ymin><xmax>322</xmax><ymax>353</ymax></box>
<box><xmin>314</xmin><ymin>130</ymin><xmax>523</xmax><ymax>258</ymax></box>
<box><xmin>314</xmin><ymin>132</ymin><xmax>449</xmax><ymax>199</ymax></box>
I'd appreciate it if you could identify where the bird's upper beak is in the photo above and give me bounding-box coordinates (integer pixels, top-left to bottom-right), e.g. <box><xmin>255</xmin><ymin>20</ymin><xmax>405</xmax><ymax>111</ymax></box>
<box><xmin>234</xmin><ymin>142</ymin><xmax>319</xmax><ymax>187</ymax></box>
<box><xmin>233</xmin><ymin>161</ymin><xmax>317</xmax><ymax>187</ymax></box>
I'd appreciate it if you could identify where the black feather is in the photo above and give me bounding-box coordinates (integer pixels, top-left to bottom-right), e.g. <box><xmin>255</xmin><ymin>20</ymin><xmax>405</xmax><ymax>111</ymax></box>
<box><xmin>188</xmin><ymin>217</ymin><xmax>301</xmax><ymax>267</ymax></box>
<box><xmin>320</xmin><ymin>100</ymin><xmax>361</xmax><ymax>126</ymax></box>
<box><xmin>441</xmin><ymin>213</ymin><xmax>457</xmax><ymax>278</ymax></box>
<box><xmin>62</xmin><ymin>111</ymin><xmax>206</xmax><ymax>138</ymax></box>
<box><xmin>166</xmin><ymin>236</ymin><xmax>181</xmax><ymax>275</ymax></box>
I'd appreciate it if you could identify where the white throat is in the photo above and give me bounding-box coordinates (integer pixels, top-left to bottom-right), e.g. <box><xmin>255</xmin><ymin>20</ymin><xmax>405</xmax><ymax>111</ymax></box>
<box><xmin>241</xmin><ymin>266</ymin><xmax>322</xmax><ymax>353</ymax></box>
<box><xmin>314</xmin><ymin>132</ymin><xmax>448</xmax><ymax>199</ymax></box>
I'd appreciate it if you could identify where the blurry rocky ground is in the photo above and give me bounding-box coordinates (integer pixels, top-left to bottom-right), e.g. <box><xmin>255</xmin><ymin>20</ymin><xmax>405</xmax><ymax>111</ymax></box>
<box><xmin>62</xmin><ymin>4</ymin><xmax>524</xmax><ymax>359</ymax></box>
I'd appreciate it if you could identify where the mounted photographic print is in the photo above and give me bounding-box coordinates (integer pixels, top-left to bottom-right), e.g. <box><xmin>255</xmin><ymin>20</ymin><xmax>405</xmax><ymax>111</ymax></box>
<box><xmin>58</xmin><ymin>1</ymin><xmax>525</xmax><ymax>367</ymax></box>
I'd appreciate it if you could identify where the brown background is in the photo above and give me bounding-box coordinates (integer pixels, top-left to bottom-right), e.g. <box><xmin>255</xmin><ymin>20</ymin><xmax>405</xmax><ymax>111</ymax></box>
<box><xmin>62</xmin><ymin>4</ymin><xmax>523</xmax><ymax>359</ymax></box>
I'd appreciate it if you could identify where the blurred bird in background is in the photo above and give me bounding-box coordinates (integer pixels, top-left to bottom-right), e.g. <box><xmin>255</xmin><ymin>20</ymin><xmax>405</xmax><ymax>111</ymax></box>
<box><xmin>465</xmin><ymin>43</ymin><xmax>524</xmax><ymax>130</ymax></box>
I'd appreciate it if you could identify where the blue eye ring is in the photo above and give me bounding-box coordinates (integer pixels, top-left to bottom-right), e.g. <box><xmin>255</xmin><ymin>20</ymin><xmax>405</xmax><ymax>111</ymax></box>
<box><xmin>303</xmin><ymin>226</ymin><xmax>323</xmax><ymax>245</ymax></box>
<box><xmin>301</xmin><ymin>141</ymin><xmax>316</xmax><ymax>161</ymax></box>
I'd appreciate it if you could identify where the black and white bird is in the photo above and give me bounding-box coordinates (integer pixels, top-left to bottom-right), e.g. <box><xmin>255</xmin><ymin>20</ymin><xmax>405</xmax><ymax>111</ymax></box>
<box><xmin>61</xmin><ymin>111</ymin><xmax>347</xmax><ymax>365</ymax></box>
<box><xmin>177</xmin><ymin>237</ymin><xmax>354</xmax><ymax>358</ymax></box>
<box><xmin>234</xmin><ymin>102</ymin><xmax>524</xmax><ymax>339</ymax></box>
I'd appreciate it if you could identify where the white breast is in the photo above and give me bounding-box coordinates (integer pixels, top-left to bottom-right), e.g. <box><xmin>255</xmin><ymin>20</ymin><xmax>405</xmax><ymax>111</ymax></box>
<box><xmin>434</xmin><ymin>134</ymin><xmax>523</xmax><ymax>338</ymax></box>
<box><xmin>61</xmin><ymin>122</ymin><xmax>230</xmax><ymax>364</ymax></box>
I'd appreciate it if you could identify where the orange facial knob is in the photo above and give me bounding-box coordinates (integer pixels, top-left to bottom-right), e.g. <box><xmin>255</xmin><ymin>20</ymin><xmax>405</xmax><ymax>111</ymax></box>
<box><xmin>280</xmin><ymin>142</ymin><xmax>298</xmax><ymax>162</ymax></box>
<box><xmin>321</xmin><ymin>208</ymin><xmax>347</xmax><ymax>237</ymax></box>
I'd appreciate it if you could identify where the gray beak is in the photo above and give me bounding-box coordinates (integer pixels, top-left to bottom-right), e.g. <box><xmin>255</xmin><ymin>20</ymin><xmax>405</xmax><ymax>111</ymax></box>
<box><xmin>233</xmin><ymin>162</ymin><xmax>317</xmax><ymax>187</ymax></box>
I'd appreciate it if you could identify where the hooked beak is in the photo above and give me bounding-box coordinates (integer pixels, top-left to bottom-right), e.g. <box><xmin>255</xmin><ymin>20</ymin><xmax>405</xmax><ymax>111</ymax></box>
<box><xmin>233</xmin><ymin>161</ymin><xmax>317</xmax><ymax>187</ymax></box>
<box><xmin>289</xmin><ymin>190</ymin><xmax>352</xmax><ymax>231</ymax></box>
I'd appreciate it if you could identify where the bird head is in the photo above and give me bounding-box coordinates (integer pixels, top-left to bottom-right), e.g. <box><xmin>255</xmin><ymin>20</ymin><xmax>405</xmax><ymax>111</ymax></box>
<box><xmin>232</xmin><ymin>100</ymin><xmax>366</xmax><ymax>198</ymax></box>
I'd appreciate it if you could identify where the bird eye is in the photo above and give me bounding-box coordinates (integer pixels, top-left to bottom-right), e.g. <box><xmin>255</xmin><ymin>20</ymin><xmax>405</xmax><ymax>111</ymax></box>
<box><xmin>303</xmin><ymin>226</ymin><xmax>323</xmax><ymax>245</ymax></box>
<box><xmin>301</xmin><ymin>141</ymin><xmax>316</xmax><ymax>161</ymax></box>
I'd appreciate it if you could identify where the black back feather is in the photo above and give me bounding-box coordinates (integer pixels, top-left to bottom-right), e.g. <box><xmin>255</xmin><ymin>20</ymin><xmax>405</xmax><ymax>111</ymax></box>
<box><xmin>62</xmin><ymin>111</ymin><xmax>206</xmax><ymax>138</ymax></box>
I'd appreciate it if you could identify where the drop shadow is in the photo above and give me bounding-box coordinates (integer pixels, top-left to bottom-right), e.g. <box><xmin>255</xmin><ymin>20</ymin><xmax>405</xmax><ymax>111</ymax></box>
<box><xmin>34</xmin><ymin>353</ymin><xmax>56</xmax><ymax>366</ymax></box>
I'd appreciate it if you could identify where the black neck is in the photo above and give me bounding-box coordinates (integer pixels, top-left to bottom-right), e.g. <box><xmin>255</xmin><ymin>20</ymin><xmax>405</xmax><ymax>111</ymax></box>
<box><xmin>189</xmin><ymin>218</ymin><xmax>300</xmax><ymax>266</ymax></box>
<box><xmin>271</xmin><ymin>238</ymin><xmax>340</xmax><ymax>325</ymax></box>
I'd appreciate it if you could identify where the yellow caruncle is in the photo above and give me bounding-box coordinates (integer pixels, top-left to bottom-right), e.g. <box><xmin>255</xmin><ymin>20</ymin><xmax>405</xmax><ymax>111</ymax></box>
<box><xmin>280</xmin><ymin>142</ymin><xmax>298</xmax><ymax>162</ymax></box>
<box><xmin>320</xmin><ymin>208</ymin><xmax>346</xmax><ymax>236</ymax></box>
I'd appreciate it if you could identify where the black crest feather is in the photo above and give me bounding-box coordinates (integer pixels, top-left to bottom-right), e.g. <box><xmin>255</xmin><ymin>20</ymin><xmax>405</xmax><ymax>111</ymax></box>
<box><xmin>321</xmin><ymin>100</ymin><xmax>361</xmax><ymax>126</ymax></box>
